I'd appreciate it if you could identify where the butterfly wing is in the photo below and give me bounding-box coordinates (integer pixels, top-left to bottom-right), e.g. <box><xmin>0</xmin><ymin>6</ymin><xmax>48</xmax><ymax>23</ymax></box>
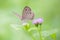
<box><xmin>21</xmin><ymin>6</ymin><xmax>34</xmax><ymax>20</ymax></box>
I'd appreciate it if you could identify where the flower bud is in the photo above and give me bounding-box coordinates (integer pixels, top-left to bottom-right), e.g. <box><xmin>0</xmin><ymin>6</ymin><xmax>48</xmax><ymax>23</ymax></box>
<box><xmin>22</xmin><ymin>23</ymin><xmax>30</xmax><ymax>30</ymax></box>
<box><xmin>37</xmin><ymin>18</ymin><xmax>43</xmax><ymax>25</ymax></box>
<box><xmin>32</xmin><ymin>19</ymin><xmax>39</xmax><ymax>27</ymax></box>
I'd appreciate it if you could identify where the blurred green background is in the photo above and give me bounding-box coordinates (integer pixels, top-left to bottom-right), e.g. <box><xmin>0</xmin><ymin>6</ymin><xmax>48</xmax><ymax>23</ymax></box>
<box><xmin>0</xmin><ymin>0</ymin><xmax>60</xmax><ymax>40</ymax></box>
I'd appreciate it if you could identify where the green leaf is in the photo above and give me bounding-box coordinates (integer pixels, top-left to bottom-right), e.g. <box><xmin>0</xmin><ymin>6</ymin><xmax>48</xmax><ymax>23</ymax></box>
<box><xmin>42</xmin><ymin>29</ymin><xmax>58</xmax><ymax>37</ymax></box>
<box><xmin>50</xmin><ymin>33</ymin><xmax>56</xmax><ymax>40</ymax></box>
<box><xmin>28</xmin><ymin>27</ymin><xmax>37</xmax><ymax>32</ymax></box>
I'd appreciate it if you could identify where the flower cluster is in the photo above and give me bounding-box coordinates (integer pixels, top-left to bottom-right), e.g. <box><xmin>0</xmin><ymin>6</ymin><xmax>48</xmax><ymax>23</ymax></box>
<box><xmin>22</xmin><ymin>18</ymin><xmax>44</xmax><ymax>40</ymax></box>
<box><xmin>32</xmin><ymin>18</ymin><xmax>43</xmax><ymax>27</ymax></box>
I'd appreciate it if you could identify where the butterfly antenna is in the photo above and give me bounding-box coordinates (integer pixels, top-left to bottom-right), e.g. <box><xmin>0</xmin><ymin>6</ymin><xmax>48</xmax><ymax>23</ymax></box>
<box><xmin>13</xmin><ymin>11</ymin><xmax>22</xmax><ymax>19</ymax></box>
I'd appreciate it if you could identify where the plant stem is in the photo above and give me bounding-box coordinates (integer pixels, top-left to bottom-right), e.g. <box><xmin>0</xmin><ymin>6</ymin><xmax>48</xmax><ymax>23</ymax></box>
<box><xmin>38</xmin><ymin>25</ymin><xmax>42</xmax><ymax>40</ymax></box>
<box><xmin>40</xmin><ymin>25</ymin><xmax>42</xmax><ymax>40</ymax></box>
<box><xmin>30</xmin><ymin>33</ymin><xmax>35</xmax><ymax>40</ymax></box>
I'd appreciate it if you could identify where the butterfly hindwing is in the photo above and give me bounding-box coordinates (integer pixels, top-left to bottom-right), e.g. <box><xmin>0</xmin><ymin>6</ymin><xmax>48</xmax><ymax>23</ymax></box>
<box><xmin>21</xmin><ymin>6</ymin><xmax>34</xmax><ymax>20</ymax></box>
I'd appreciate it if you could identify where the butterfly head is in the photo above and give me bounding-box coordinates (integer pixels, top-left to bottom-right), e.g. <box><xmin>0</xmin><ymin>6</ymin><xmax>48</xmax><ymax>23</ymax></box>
<box><xmin>24</xmin><ymin>6</ymin><xmax>31</xmax><ymax>11</ymax></box>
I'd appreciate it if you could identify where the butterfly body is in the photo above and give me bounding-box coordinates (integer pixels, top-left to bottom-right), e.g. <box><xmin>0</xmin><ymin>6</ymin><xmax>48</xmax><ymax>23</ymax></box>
<box><xmin>14</xmin><ymin>6</ymin><xmax>34</xmax><ymax>22</ymax></box>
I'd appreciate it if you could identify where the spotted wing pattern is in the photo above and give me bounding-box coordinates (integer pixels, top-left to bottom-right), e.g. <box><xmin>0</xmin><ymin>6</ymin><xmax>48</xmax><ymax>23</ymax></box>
<box><xmin>21</xmin><ymin>6</ymin><xmax>34</xmax><ymax>20</ymax></box>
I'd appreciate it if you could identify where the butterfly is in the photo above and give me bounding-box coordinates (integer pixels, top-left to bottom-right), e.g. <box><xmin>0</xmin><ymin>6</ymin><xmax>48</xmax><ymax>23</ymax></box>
<box><xmin>13</xmin><ymin>6</ymin><xmax>34</xmax><ymax>22</ymax></box>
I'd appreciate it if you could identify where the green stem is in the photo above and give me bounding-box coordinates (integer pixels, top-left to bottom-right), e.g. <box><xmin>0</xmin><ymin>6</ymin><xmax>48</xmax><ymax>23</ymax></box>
<box><xmin>40</xmin><ymin>25</ymin><xmax>42</xmax><ymax>40</ymax></box>
<box><xmin>38</xmin><ymin>25</ymin><xmax>42</xmax><ymax>40</ymax></box>
<box><xmin>29</xmin><ymin>32</ymin><xmax>36</xmax><ymax>40</ymax></box>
